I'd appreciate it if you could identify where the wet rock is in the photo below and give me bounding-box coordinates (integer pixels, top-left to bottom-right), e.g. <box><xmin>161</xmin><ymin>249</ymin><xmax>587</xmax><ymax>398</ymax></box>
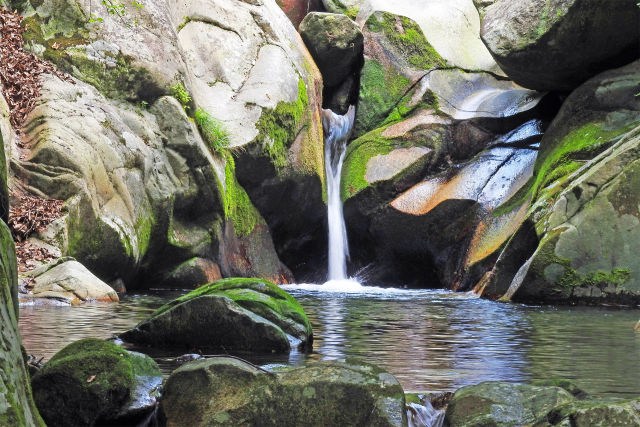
<box><xmin>19</xmin><ymin>258</ymin><xmax>118</xmax><ymax>305</ymax></box>
<box><xmin>477</xmin><ymin>60</ymin><xmax>640</xmax><ymax>305</ymax></box>
<box><xmin>160</xmin><ymin>357</ymin><xmax>406</xmax><ymax>426</ymax></box>
<box><xmin>158</xmin><ymin>257</ymin><xmax>222</xmax><ymax>289</ymax></box>
<box><xmin>300</xmin><ymin>12</ymin><xmax>363</xmax><ymax>87</ymax></box>
<box><xmin>444</xmin><ymin>381</ymin><xmax>575</xmax><ymax>426</ymax></box>
<box><xmin>481</xmin><ymin>0</ymin><xmax>640</xmax><ymax>91</ymax></box>
<box><xmin>121</xmin><ymin>278</ymin><xmax>312</xmax><ymax>353</ymax></box>
<box><xmin>277</xmin><ymin>0</ymin><xmax>324</xmax><ymax>28</ymax></box>
<box><xmin>31</xmin><ymin>338</ymin><xmax>161</xmax><ymax>427</ymax></box>
<box><xmin>533</xmin><ymin>398</ymin><xmax>640</xmax><ymax>426</ymax></box>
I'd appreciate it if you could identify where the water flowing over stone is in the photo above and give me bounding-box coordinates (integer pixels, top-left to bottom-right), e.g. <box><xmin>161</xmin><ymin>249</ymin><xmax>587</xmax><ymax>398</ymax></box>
<box><xmin>323</xmin><ymin>106</ymin><xmax>356</xmax><ymax>281</ymax></box>
<box><xmin>407</xmin><ymin>401</ymin><xmax>445</xmax><ymax>427</ymax></box>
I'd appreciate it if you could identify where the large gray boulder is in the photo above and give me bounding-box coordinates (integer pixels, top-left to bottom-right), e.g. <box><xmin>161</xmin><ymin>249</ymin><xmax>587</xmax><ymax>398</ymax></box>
<box><xmin>121</xmin><ymin>278</ymin><xmax>313</xmax><ymax>353</ymax></box>
<box><xmin>160</xmin><ymin>357</ymin><xmax>407</xmax><ymax>426</ymax></box>
<box><xmin>481</xmin><ymin>0</ymin><xmax>640</xmax><ymax>91</ymax></box>
<box><xmin>474</xmin><ymin>60</ymin><xmax>640</xmax><ymax>305</ymax></box>
<box><xmin>300</xmin><ymin>12</ymin><xmax>363</xmax><ymax>87</ymax></box>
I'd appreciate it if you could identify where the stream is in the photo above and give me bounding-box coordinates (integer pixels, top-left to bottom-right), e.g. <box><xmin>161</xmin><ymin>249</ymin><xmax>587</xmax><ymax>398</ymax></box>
<box><xmin>19</xmin><ymin>286</ymin><xmax>640</xmax><ymax>398</ymax></box>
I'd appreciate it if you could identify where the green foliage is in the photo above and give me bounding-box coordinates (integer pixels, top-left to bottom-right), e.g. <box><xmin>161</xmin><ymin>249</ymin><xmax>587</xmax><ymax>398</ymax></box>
<box><xmin>170</xmin><ymin>82</ymin><xmax>192</xmax><ymax>112</ymax></box>
<box><xmin>195</xmin><ymin>109</ymin><xmax>230</xmax><ymax>152</ymax></box>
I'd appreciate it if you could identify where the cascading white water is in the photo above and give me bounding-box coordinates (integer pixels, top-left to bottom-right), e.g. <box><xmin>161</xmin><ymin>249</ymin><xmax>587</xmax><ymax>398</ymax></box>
<box><xmin>322</xmin><ymin>106</ymin><xmax>356</xmax><ymax>281</ymax></box>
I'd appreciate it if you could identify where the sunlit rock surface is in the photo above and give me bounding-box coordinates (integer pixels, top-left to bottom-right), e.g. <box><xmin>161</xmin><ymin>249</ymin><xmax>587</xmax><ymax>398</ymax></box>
<box><xmin>161</xmin><ymin>357</ymin><xmax>406</xmax><ymax>426</ymax></box>
<box><xmin>477</xmin><ymin>60</ymin><xmax>640</xmax><ymax>304</ymax></box>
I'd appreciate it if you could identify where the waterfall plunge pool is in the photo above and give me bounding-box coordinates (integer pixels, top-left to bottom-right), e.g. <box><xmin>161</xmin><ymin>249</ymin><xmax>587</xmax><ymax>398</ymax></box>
<box><xmin>19</xmin><ymin>284</ymin><xmax>640</xmax><ymax>398</ymax></box>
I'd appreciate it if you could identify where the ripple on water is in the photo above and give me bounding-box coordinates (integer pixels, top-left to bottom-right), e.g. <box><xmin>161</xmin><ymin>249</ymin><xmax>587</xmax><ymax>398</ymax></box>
<box><xmin>18</xmin><ymin>286</ymin><xmax>640</xmax><ymax>397</ymax></box>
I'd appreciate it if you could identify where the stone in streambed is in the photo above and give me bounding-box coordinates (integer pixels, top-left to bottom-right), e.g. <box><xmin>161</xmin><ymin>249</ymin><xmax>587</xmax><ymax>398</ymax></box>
<box><xmin>160</xmin><ymin>357</ymin><xmax>406</xmax><ymax>426</ymax></box>
<box><xmin>31</xmin><ymin>338</ymin><xmax>161</xmax><ymax>427</ymax></box>
<box><xmin>120</xmin><ymin>277</ymin><xmax>312</xmax><ymax>353</ymax></box>
<box><xmin>19</xmin><ymin>258</ymin><xmax>118</xmax><ymax>305</ymax></box>
<box><xmin>300</xmin><ymin>12</ymin><xmax>364</xmax><ymax>87</ymax></box>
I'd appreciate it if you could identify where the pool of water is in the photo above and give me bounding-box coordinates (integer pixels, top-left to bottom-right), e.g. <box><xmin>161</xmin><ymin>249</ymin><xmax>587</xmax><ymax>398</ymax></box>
<box><xmin>18</xmin><ymin>285</ymin><xmax>640</xmax><ymax>398</ymax></box>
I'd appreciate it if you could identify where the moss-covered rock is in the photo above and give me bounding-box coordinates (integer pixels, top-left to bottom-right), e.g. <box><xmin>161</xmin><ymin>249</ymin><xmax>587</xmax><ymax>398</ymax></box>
<box><xmin>445</xmin><ymin>381</ymin><xmax>575</xmax><ymax>427</ymax></box>
<box><xmin>322</xmin><ymin>0</ymin><xmax>363</xmax><ymax>19</ymax></box>
<box><xmin>477</xmin><ymin>60</ymin><xmax>640</xmax><ymax>305</ymax></box>
<box><xmin>533</xmin><ymin>398</ymin><xmax>640</xmax><ymax>426</ymax></box>
<box><xmin>160</xmin><ymin>357</ymin><xmax>406</xmax><ymax>426</ymax></box>
<box><xmin>300</xmin><ymin>12</ymin><xmax>363</xmax><ymax>87</ymax></box>
<box><xmin>121</xmin><ymin>278</ymin><xmax>312</xmax><ymax>353</ymax></box>
<box><xmin>481</xmin><ymin>0</ymin><xmax>640</xmax><ymax>91</ymax></box>
<box><xmin>31</xmin><ymin>338</ymin><xmax>161</xmax><ymax>427</ymax></box>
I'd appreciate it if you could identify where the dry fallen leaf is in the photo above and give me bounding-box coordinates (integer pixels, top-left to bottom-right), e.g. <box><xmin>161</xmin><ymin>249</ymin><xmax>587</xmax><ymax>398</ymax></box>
<box><xmin>86</xmin><ymin>375</ymin><xmax>96</xmax><ymax>383</ymax></box>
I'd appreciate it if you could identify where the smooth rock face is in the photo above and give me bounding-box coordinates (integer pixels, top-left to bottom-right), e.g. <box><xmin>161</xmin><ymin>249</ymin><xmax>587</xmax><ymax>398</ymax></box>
<box><xmin>160</xmin><ymin>357</ymin><xmax>407</xmax><ymax>426</ymax></box>
<box><xmin>121</xmin><ymin>278</ymin><xmax>312</xmax><ymax>353</ymax></box>
<box><xmin>445</xmin><ymin>381</ymin><xmax>575</xmax><ymax>426</ymax></box>
<box><xmin>481</xmin><ymin>0</ymin><xmax>640</xmax><ymax>91</ymax></box>
<box><xmin>300</xmin><ymin>12</ymin><xmax>364</xmax><ymax>87</ymax></box>
<box><xmin>13</xmin><ymin>0</ymin><xmax>325</xmax><ymax>286</ymax></box>
<box><xmin>19</xmin><ymin>259</ymin><xmax>118</xmax><ymax>304</ymax></box>
<box><xmin>31</xmin><ymin>338</ymin><xmax>161</xmax><ymax>427</ymax></box>
<box><xmin>478</xmin><ymin>60</ymin><xmax>640</xmax><ymax>304</ymax></box>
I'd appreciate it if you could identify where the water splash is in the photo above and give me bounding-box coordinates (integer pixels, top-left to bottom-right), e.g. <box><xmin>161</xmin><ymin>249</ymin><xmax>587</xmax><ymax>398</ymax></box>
<box><xmin>407</xmin><ymin>401</ymin><xmax>445</xmax><ymax>427</ymax></box>
<box><xmin>322</xmin><ymin>106</ymin><xmax>356</xmax><ymax>281</ymax></box>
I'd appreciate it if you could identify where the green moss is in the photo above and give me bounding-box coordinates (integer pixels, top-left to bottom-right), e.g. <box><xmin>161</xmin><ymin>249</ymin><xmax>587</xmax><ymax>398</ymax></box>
<box><xmin>223</xmin><ymin>154</ymin><xmax>259</xmax><ymax>237</ymax></box>
<box><xmin>341</xmin><ymin>127</ymin><xmax>394</xmax><ymax>200</ymax></box>
<box><xmin>195</xmin><ymin>109</ymin><xmax>230</xmax><ymax>152</ymax></box>
<box><xmin>151</xmin><ymin>277</ymin><xmax>312</xmax><ymax>334</ymax></box>
<box><xmin>381</xmin><ymin>89</ymin><xmax>439</xmax><ymax>127</ymax></box>
<box><xmin>356</xmin><ymin>59</ymin><xmax>411</xmax><ymax>136</ymax></box>
<box><xmin>366</xmin><ymin>12</ymin><xmax>446</xmax><ymax>70</ymax></box>
<box><xmin>253</xmin><ymin>78</ymin><xmax>309</xmax><ymax>171</ymax></box>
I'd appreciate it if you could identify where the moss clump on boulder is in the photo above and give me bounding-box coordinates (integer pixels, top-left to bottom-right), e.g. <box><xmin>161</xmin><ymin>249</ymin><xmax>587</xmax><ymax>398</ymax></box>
<box><xmin>160</xmin><ymin>356</ymin><xmax>406</xmax><ymax>426</ymax></box>
<box><xmin>121</xmin><ymin>278</ymin><xmax>312</xmax><ymax>353</ymax></box>
<box><xmin>31</xmin><ymin>338</ymin><xmax>161</xmax><ymax>427</ymax></box>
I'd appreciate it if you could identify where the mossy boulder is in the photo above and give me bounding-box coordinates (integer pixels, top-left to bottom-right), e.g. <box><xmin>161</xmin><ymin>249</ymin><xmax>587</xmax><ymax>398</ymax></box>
<box><xmin>533</xmin><ymin>398</ymin><xmax>640</xmax><ymax>426</ymax></box>
<box><xmin>300</xmin><ymin>12</ymin><xmax>363</xmax><ymax>87</ymax></box>
<box><xmin>322</xmin><ymin>0</ymin><xmax>363</xmax><ymax>19</ymax></box>
<box><xmin>160</xmin><ymin>357</ymin><xmax>406</xmax><ymax>426</ymax></box>
<box><xmin>476</xmin><ymin>60</ymin><xmax>640</xmax><ymax>304</ymax></box>
<box><xmin>481</xmin><ymin>0</ymin><xmax>640</xmax><ymax>91</ymax></box>
<box><xmin>121</xmin><ymin>278</ymin><xmax>312</xmax><ymax>353</ymax></box>
<box><xmin>31</xmin><ymin>338</ymin><xmax>161</xmax><ymax>427</ymax></box>
<box><xmin>445</xmin><ymin>381</ymin><xmax>575</xmax><ymax>426</ymax></box>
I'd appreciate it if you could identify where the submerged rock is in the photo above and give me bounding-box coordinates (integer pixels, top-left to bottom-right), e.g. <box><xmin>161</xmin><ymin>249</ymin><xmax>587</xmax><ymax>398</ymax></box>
<box><xmin>481</xmin><ymin>0</ymin><xmax>640</xmax><ymax>91</ymax></box>
<box><xmin>31</xmin><ymin>338</ymin><xmax>161</xmax><ymax>427</ymax></box>
<box><xmin>300</xmin><ymin>12</ymin><xmax>364</xmax><ymax>87</ymax></box>
<box><xmin>121</xmin><ymin>278</ymin><xmax>312</xmax><ymax>353</ymax></box>
<box><xmin>160</xmin><ymin>357</ymin><xmax>406</xmax><ymax>426</ymax></box>
<box><xmin>19</xmin><ymin>258</ymin><xmax>118</xmax><ymax>305</ymax></box>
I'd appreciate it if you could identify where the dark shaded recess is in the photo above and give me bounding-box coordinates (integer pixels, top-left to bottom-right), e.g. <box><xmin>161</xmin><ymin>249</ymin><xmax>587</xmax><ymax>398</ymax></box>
<box><xmin>234</xmin><ymin>151</ymin><xmax>327</xmax><ymax>283</ymax></box>
<box><xmin>323</xmin><ymin>56</ymin><xmax>364</xmax><ymax>114</ymax></box>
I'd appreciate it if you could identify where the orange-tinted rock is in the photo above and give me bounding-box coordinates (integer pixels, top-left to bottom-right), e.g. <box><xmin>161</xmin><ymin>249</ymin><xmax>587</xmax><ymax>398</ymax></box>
<box><xmin>277</xmin><ymin>0</ymin><xmax>324</xmax><ymax>28</ymax></box>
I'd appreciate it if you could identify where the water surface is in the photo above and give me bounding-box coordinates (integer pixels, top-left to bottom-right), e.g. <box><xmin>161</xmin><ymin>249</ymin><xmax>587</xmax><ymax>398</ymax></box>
<box><xmin>19</xmin><ymin>286</ymin><xmax>640</xmax><ymax>397</ymax></box>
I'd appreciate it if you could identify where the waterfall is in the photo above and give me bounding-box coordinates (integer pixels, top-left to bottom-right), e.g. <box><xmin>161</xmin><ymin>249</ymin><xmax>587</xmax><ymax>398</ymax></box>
<box><xmin>322</xmin><ymin>106</ymin><xmax>356</xmax><ymax>282</ymax></box>
<box><xmin>407</xmin><ymin>401</ymin><xmax>445</xmax><ymax>427</ymax></box>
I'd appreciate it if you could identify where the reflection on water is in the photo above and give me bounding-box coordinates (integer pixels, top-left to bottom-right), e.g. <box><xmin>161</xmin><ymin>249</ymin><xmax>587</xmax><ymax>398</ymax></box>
<box><xmin>18</xmin><ymin>287</ymin><xmax>640</xmax><ymax>397</ymax></box>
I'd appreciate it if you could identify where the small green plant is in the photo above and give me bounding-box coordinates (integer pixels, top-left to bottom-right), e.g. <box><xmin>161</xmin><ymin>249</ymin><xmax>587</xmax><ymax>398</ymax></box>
<box><xmin>195</xmin><ymin>109</ymin><xmax>230</xmax><ymax>152</ymax></box>
<box><xmin>170</xmin><ymin>82</ymin><xmax>191</xmax><ymax>112</ymax></box>
<box><xmin>88</xmin><ymin>0</ymin><xmax>143</xmax><ymax>26</ymax></box>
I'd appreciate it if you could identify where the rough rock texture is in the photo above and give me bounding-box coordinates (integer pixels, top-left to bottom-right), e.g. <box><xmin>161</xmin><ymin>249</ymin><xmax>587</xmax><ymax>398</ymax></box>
<box><xmin>481</xmin><ymin>0</ymin><xmax>640</xmax><ymax>91</ymax></box>
<box><xmin>31</xmin><ymin>338</ymin><xmax>161</xmax><ymax>427</ymax></box>
<box><xmin>277</xmin><ymin>0</ymin><xmax>324</xmax><ymax>28</ymax></box>
<box><xmin>475</xmin><ymin>60</ymin><xmax>640</xmax><ymax>304</ymax></box>
<box><xmin>19</xmin><ymin>258</ymin><xmax>118</xmax><ymax>304</ymax></box>
<box><xmin>11</xmin><ymin>0</ymin><xmax>326</xmax><ymax>287</ymax></box>
<box><xmin>160</xmin><ymin>357</ymin><xmax>406</xmax><ymax>426</ymax></box>
<box><xmin>121</xmin><ymin>278</ymin><xmax>312</xmax><ymax>353</ymax></box>
<box><xmin>445</xmin><ymin>381</ymin><xmax>575</xmax><ymax>426</ymax></box>
<box><xmin>533</xmin><ymin>398</ymin><xmax>640</xmax><ymax>426</ymax></box>
<box><xmin>300</xmin><ymin>12</ymin><xmax>363</xmax><ymax>87</ymax></box>
<box><xmin>322</xmin><ymin>0</ymin><xmax>363</xmax><ymax>18</ymax></box>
